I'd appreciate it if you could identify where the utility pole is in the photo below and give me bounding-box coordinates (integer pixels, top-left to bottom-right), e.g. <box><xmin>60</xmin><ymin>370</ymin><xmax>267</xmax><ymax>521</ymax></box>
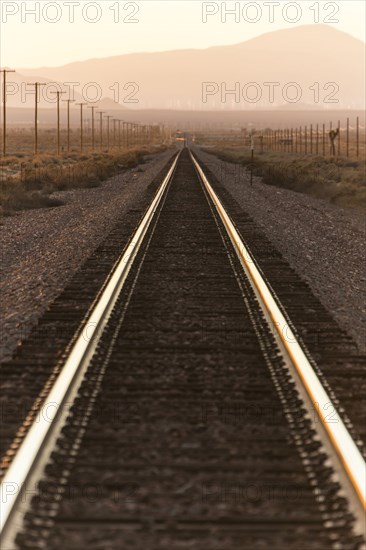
<box><xmin>97</xmin><ymin>111</ymin><xmax>105</xmax><ymax>150</ymax></box>
<box><xmin>62</xmin><ymin>98</ymin><xmax>74</xmax><ymax>153</ymax></box>
<box><xmin>1</xmin><ymin>68</ymin><xmax>16</xmax><ymax>156</ymax></box>
<box><xmin>76</xmin><ymin>102</ymin><xmax>87</xmax><ymax>153</ymax></box>
<box><xmin>104</xmin><ymin>115</ymin><xmax>112</xmax><ymax>151</ymax></box>
<box><xmin>30</xmin><ymin>82</ymin><xmax>47</xmax><ymax>155</ymax></box>
<box><xmin>50</xmin><ymin>90</ymin><xmax>65</xmax><ymax>155</ymax></box>
<box><xmin>87</xmin><ymin>105</ymin><xmax>98</xmax><ymax>152</ymax></box>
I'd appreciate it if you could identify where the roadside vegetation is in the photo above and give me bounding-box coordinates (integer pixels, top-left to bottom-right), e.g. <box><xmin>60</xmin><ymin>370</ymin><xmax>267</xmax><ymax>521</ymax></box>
<box><xmin>0</xmin><ymin>145</ymin><xmax>167</xmax><ymax>216</ymax></box>
<box><xmin>197</xmin><ymin>138</ymin><xmax>366</xmax><ymax>211</ymax></box>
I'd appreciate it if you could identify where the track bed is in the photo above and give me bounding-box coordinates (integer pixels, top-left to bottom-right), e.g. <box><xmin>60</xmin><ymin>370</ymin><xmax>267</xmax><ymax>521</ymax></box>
<box><xmin>12</xmin><ymin>150</ymin><xmax>361</xmax><ymax>549</ymax></box>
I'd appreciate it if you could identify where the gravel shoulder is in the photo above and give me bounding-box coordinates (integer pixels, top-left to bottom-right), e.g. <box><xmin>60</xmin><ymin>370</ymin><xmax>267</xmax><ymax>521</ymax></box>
<box><xmin>194</xmin><ymin>147</ymin><xmax>366</xmax><ymax>353</ymax></box>
<box><xmin>0</xmin><ymin>148</ymin><xmax>175</xmax><ymax>362</ymax></box>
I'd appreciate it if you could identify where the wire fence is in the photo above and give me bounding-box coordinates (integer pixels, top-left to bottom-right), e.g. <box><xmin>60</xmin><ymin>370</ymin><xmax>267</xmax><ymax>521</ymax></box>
<box><xmin>244</xmin><ymin>117</ymin><xmax>365</xmax><ymax>158</ymax></box>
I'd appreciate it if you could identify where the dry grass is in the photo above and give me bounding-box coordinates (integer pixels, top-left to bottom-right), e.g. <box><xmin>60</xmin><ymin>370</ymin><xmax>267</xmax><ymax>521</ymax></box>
<box><xmin>198</xmin><ymin>137</ymin><xmax>366</xmax><ymax>211</ymax></box>
<box><xmin>0</xmin><ymin>144</ymin><xmax>167</xmax><ymax>215</ymax></box>
<box><xmin>4</xmin><ymin>127</ymin><xmax>162</xmax><ymax>157</ymax></box>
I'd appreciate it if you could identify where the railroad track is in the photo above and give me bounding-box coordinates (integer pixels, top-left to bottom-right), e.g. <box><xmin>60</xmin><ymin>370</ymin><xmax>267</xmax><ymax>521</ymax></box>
<box><xmin>0</xmin><ymin>149</ymin><xmax>365</xmax><ymax>549</ymax></box>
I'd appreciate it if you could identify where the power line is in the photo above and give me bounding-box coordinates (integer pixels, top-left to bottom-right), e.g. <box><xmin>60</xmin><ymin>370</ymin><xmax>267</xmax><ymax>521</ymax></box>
<box><xmin>76</xmin><ymin>102</ymin><xmax>88</xmax><ymax>153</ymax></box>
<box><xmin>50</xmin><ymin>90</ymin><xmax>66</xmax><ymax>155</ymax></box>
<box><xmin>96</xmin><ymin>111</ymin><xmax>105</xmax><ymax>150</ymax></box>
<box><xmin>88</xmin><ymin>105</ymin><xmax>98</xmax><ymax>152</ymax></box>
<box><xmin>62</xmin><ymin>98</ymin><xmax>75</xmax><ymax>153</ymax></box>
<box><xmin>29</xmin><ymin>82</ymin><xmax>47</xmax><ymax>155</ymax></box>
<box><xmin>104</xmin><ymin>115</ymin><xmax>113</xmax><ymax>151</ymax></box>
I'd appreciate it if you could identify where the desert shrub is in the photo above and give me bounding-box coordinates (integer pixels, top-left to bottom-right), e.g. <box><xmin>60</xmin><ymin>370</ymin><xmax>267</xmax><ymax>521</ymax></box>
<box><xmin>203</xmin><ymin>146</ymin><xmax>366</xmax><ymax>211</ymax></box>
<box><xmin>0</xmin><ymin>144</ymin><xmax>168</xmax><ymax>214</ymax></box>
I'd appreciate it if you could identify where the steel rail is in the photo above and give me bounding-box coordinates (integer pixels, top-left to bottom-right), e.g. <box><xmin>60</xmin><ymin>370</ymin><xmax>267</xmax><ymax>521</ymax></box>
<box><xmin>191</xmin><ymin>151</ymin><xmax>366</xmax><ymax>519</ymax></box>
<box><xmin>0</xmin><ymin>152</ymin><xmax>180</xmax><ymax>545</ymax></box>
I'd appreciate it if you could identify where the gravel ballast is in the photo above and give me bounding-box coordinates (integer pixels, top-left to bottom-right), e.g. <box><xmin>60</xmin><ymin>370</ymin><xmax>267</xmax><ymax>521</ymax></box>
<box><xmin>193</xmin><ymin>147</ymin><xmax>366</xmax><ymax>353</ymax></box>
<box><xmin>1</xmin><ymin>146</ymin><xmax>365</xmax><ymax>363</ymax></box>
<box><xmin>0</xmin><ymin>149</ymin><xmax>175</xmax><ymax>362</ymax></box>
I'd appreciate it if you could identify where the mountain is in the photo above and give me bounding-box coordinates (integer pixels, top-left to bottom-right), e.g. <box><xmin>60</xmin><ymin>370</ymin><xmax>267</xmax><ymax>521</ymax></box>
<box><xmin>15</xmin><ymin>25</ymin><xmax>365</xmax><ymax>110</ymax></box>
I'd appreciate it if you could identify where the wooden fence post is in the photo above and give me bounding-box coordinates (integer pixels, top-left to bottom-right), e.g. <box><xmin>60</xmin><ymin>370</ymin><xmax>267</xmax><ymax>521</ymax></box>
<box><xmin>305</xmin><ymin>126</ymin><xmax>308</xmax><ymax>154</ymax></box>
<box><xmin>310</xmin><ymin>124</ymin><xmax>313</xmax><ymax>154</ymax></box>
<box><xmin>299</xmin><ymin>126</ymin><xmax>302</xmax><ymax>154</ymax></box>
<box><xmin>316</xmin><ymin>124</ymin><xmax>319</xmax><ymax>155</ymax></box>
<box><xmin>329</xmin><ymin>122</ymin><xmax>332</xmax><ymax>155</ymax></box>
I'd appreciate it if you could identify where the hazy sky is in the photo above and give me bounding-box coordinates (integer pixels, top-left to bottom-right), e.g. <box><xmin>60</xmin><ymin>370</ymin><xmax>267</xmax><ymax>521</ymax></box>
<box><xmin>1</xmin><ymin>1</ymin><xmax>365</xmax><ymax>68</ymax></box>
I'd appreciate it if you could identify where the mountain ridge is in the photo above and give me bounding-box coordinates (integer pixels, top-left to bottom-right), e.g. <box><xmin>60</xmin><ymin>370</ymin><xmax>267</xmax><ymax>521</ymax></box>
<box><xmin>12</xmin><ymin>25</ymin><xmax>365</xmax><ymax>110</ymax></box>
<box><xmin>18</xmin><ymin>25</ymin><xmax>365</xmax><ymax>71</ymax></box>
